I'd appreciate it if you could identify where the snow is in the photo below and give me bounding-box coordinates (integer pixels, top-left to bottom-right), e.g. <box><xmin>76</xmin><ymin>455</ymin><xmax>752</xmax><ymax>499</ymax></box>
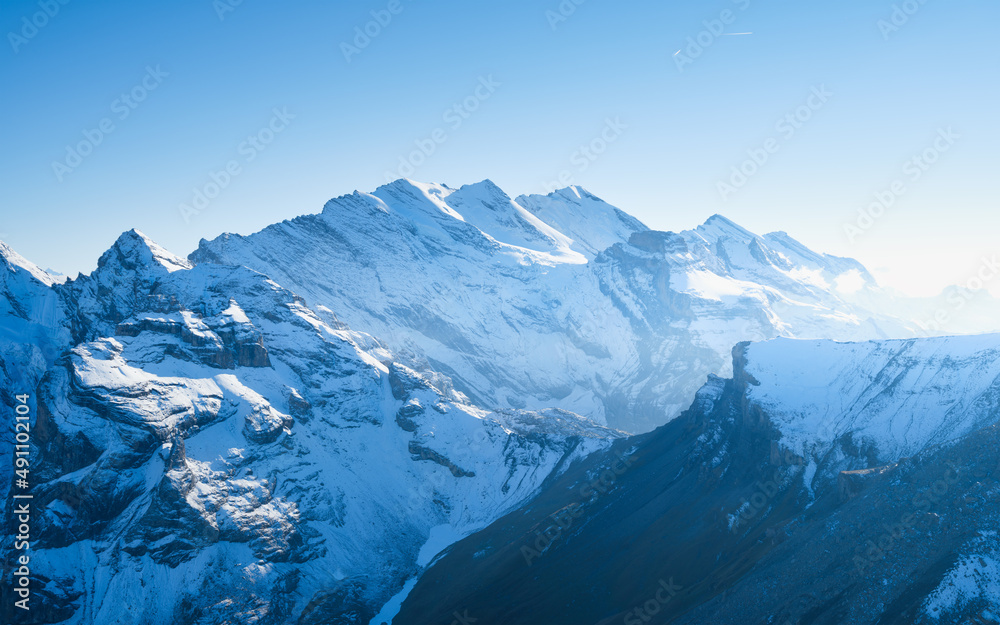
<box><xmin>923</xmin><ymin>534</ymin><xmax>1000</xmax><ymax>620</ymax></box>
<box><xmin>835</xmin><ymin>269</ymin><xmax>867</xmax><ymax>294</ymax></box>
<box><xmin>8</xmin><ymin>179</ymin><xmax>1000</xmax><ymax>622</ymax></box>
<box><xmin>417</xmin><ymin>523</ymin><xmax>468</xmax><ymax>566</ymax></box>
<box><xmin>1</xmin><ymin>239</ymin><xmax>61</xmax><ymax>285</ymax></box>
<box><xmin>6</xmin><ymin>231</ymin><xmax>622</xmax><ymax>623</ymax></box>
<box><xmin>786</xmin><ymin>266</ymin><xmax>831</xmax><ymax>290</ymax></box>
<box><xmin>689</xmin><ymin>214</ymin><xmax>757</xmax><ymax>245</ymax></box>
<box><xmin>112</xmin><ymin>229</ymin><xmax>193</xmax><ymax>273</ymax></box>
<box><xmin>220</xmin><ymin>300</ymin><xmax>251</xmax><ymax>324</ymax></box>
<box><xmin>192</xmin><ymin>180</ymin><xmax>952</xmax><ymax>433</ymax></box>
<box><xmin>516</xmin><ymin>185</ymin><xmax>648</xmax><ymax>258</ymax></box>
<box><xmin>372</xmin><ymin>178</ymin><xmax>587</xmax><ymax>266</ymax></box>
<box><xmin>670</xmin><ymin>270</ymin><xmax>754</xmax><ymax>301</ymax></box>
<box><xmin>743</xmin><ymin>335</ymin><xmax>1000</xmax><ymax>462</ymax></box>
<box><xmin>368</xmin><ymin>577</ymin><xmax>418</xmax><ymax>625</ymax></box>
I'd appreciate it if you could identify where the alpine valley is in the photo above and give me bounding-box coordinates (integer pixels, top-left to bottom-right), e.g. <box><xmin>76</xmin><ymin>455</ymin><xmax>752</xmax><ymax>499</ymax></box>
<box><xmin>2</xmin><ymin>179</ymin><xmax>998</xmax><ymax>624</ymax></box>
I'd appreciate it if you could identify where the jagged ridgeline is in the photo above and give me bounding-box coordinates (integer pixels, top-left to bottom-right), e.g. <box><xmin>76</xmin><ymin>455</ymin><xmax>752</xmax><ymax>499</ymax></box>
<box><xmin>2</xmin><ymin>180</ymin><xmax>998</xmax><ymax>624</ymax></box>
<box><xmin>0</xmin><ymin>230</ymin><xmax>620</xmax><ymax>623</ymax></box>
<box><xmin>190</xmin><ymin>179</ymin><xmax>957</xmax><ymax>434</ymax></box>
<box><xmin>397</xmin><ymin>338</ymin><xmax>1000</xmax><ymax>625</ymax></box>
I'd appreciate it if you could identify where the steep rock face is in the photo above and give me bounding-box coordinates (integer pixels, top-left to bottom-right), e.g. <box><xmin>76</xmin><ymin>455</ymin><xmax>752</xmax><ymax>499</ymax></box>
<box><xmin>191</xmin><ymin>179</ymin><xmax>919</xmax><ymax>433</ymax></box>
<box><xmin>0</xmin><ymin>241</ymin><xmax>72</xmax><ymax>377</ymax></box>
<box><xmin>0</xmin><ymin>242</ymin><xmax>73</xmax><ymax>490</ymax></box>
<box><xmin>397</xmin><ymin>336</ymin><xmax>1000</xmax><ymax>625</ymax></box>
<box><xmin>0</xmin><ymin>234</ymin><xmax>623</xmax><ymax>625</ymax></box>
<box><xmin>59</xmin><ymin>229</ymin><xmax>193</xmax><ymax>340</ymax></box>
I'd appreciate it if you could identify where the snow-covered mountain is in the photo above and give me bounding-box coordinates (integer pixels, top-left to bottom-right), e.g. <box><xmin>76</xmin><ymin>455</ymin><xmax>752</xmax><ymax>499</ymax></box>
<box><xmin>0</xmin><ymin>241</ymin><xmax>71</xmax><ymax>494</ymax></box>
<box><xmin>398</xmin><ymin>335</ymin><xmax>1000</xmax><ymax>624</ymax></box>
<box><xmin>191</xmin><ymin>179</ymin><xmax>928</xmax><ymax>433</ymax></box>
<box><xmin>0</xmin><ymin>231</ymin><xmax>621</xmax><ymax>624</ymax></box>
<box><xmin>5</xmin><ymin>179</ymin><xmax>1000</xmax><ymax>624</ymax></box>
<box><xmin>744</xmin><ymin>335</ymin><xmax>1000</xmax><ymax>472</ymax></box>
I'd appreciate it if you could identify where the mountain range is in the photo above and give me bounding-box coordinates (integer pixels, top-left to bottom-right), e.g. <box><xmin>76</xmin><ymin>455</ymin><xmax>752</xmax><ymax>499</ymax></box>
<box><xmin>190</xmin><ymin>179</ymin><xmax>989</xmax><ymax>433</ymax></box>
<box><xmin>2</xmin><ymin>179</ymin><xmax>999</xmax><ymax>624</ymax></box>
<box><xmin>397</xmin><ymin>336</ymin><xmax>1000</xmax><ymax>624</ymax></box>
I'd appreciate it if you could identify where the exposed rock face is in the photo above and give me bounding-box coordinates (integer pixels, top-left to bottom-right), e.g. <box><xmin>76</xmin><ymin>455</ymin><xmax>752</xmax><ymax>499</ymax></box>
<box><xmin>5</xmin><ymin>181</ymin><xmax>1000</xmax><ymax>624</ymax></box>
<box><xmin>408</xmin><ymin>441</ymin><xmax>477</xmax><ymax>478</ymax></box>
<box><xmin>190</xmin><ymin>180</ymin><xmax>927</xmax><ymax>433</ymax></box>
<box><xmin>115</xmin><ymin>306</ymin><xmax>272</xmax><ymax>370</ymax></box>
<box><xmin>397</xmin><ymin>339</ymin><xmax>1000</xmax><ymax>625</ymax></box>
<box><xmin>0</xmin><ymin>231</ymin><xmax>622</xmax><ymax>624</ymax></box>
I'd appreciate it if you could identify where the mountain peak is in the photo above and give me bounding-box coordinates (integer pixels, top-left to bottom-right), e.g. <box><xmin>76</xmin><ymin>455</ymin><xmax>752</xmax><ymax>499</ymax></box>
<box><xmin>510</xmin><ymin>186</ymin><xmax>646</xmax><ymax>258</ymax></box>
<box><xmin>462</xmin><ymin>178</ymin><xmax>502</xmax><ymax>191</ymax></box>
<box><xmin>691</xmin><ymin>214</ymin><xmax>758</xmax><ymax>244</ymax></box>
<box><xmin>550</xmin><ymin>185</ymin><xmax>593</xmax><ymax>201</ymax></box>
<box><xmin>98</xmin><ymin>229</ymin><xmax>192</xmax><ymax>275</ymax></box>
<box><xmin>375</xmin><ymin>177</ymin><xmax>456</xmax><ymax>198</ymax></box>
<box><xmin>703</xmin><ymin>213</ymin><xmax>746</xmax><ymax>229</ymax></box>
<box><xmin>516</xmin><ymin>186</ymin><xmax>598</xmax><ymax>208</ymax></box>
<box><xmin>369</xmin><ymin>178</ymin><xmax>464</xmax><ymax>222</ymax></box>
<box><xmin>449</xmin><ymin>179</ymin><xmax>513</xmax><ymax>209</ymax></box>
<box><xmin>0</xmin><ymin>239</ymin><xmax>58</xmax><ymax>285</ymax></box>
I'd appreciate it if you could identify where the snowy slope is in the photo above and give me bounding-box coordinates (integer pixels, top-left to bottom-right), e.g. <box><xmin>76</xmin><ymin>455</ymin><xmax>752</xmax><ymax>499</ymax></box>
<box><xmin>0</xmin><ymin>240</ymin><xmax>71</xmax><ymax>364</ymax></box>
<box><xmin>742</xmin><ymin>335</ymin><xmax>1000</xmax><ymax>475</ymax></box>
<box><xmin>192</xmin><ymin>179</ymin><xmax>926</xmax><ymax>433</ymax></box>
<box><xmin>923</xmin><ymin>532</ymin><xmax>1000</xmax><ymax>623</ymax></box>
<box><xmin>515</xmin><ymin>185</ymin><xmax>649</xmax><ymax>258</ymax></box>
<box><xmin>396</xmin><ymin>332</ymin><xmax>1000</xmax><ymax>625</ymax></box>
<box><xmin>1</xmin><ymin>232</ymin><xmax>621</xmax><ymax>624</ymax></box>
<box><xmin>0</xmin><ymin>242</ymin><xmax>74</xmax><ymax>490</ymax></box>
<box><xmin>5</xmin><ymin>178</ymin><xmax>999</xmax><ymax>623</ymax></box>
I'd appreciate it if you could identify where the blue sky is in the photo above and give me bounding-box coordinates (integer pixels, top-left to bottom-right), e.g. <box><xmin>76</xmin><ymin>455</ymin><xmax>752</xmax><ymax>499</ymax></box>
<box><xmin>1</xmin><ymin>0</ymin><xmax>997</xmax><ymax>295</ymax></box>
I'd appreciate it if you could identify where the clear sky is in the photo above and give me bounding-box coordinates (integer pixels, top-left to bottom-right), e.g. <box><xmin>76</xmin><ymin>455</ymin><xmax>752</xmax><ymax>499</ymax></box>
<box><xmin>1</xmin><ymin>0</ymin><xmax>997</xmax><ymax>296</ymax></box>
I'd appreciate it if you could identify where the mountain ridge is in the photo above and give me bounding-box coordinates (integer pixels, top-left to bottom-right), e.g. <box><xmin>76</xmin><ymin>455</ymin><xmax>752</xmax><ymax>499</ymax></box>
<box><xmin>3</xmin><ymin>179</ymin><xmax>1000</xmax><ymax>623</ymax></box>
<box><xmin>189</xmin><ymin>179</ymin><xmax>936</xmax><ymax>433</ymax></box>
<box><xmin>395</xmin><ymin>335</ymin><xmax>1000</xmax><ymax>624</ymax></box>
<box><xmin>0</xmin><ymin>227</ymin><xmax>624</xmax><ymax>624</ymax></box>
